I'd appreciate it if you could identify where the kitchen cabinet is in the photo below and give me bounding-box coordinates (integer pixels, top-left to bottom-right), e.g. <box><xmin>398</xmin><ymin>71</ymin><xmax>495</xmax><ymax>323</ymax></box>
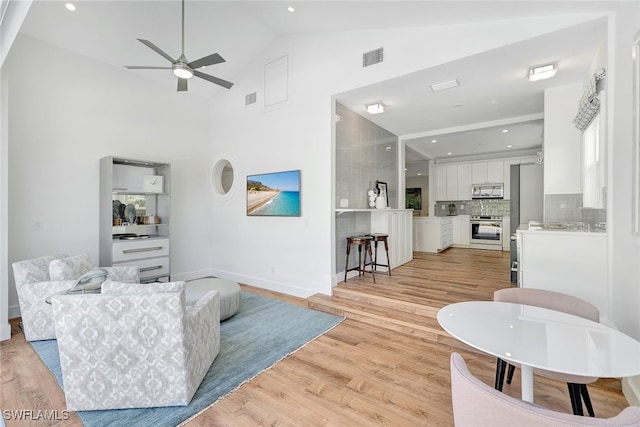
<box><xmin>435</xmin><ymin>165</ymin><xmax>447</xmax><ymax>201</ymax></box>
<box><xmin>413</xmin><ymin>217</ymin><xmax>452</xmax><ymax>253</ymax></box>
<box><xmin>518</xmin><ymin>229</ymin><xmax>609</xmax><ymax>323</ymax></box>
<box><xmin>456</xmin><ymin>164</ymin><xmax>472</xmax><ymax>200</ymax></box>
<box><xmin>446</xmin><ymin>165</ymin><xmax>458</xmax><ymax>200</ymax></box>
<box><xmin>472</xmin><ymin>161</ymin><xmax>504</xmax><ymax>184</ymax></box>
<box><xmin>435</xmin><ymin>164</ymin><xmax>472</xmax><ymax>201</ymax></box>
<box><xmin>100</xmin><ymin>156</ymin><xmax>171</xmax><ymax>283</ymax></box>
<box><xmin>370</xmin><ymin>209</ymin><xmax>413</xmax><ymax>269</ymax></box>
<box><xmin>452</xmin><ymin>215</ymin><xmax>470</xmax><ymax>247</ymax></box>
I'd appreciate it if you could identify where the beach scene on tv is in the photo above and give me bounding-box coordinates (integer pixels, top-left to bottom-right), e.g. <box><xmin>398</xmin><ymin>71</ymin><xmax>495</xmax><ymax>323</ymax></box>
<box><xmin>247</xmin><ymin>170</ymin><xmax>301</xmax><ymax>216</ymax></box>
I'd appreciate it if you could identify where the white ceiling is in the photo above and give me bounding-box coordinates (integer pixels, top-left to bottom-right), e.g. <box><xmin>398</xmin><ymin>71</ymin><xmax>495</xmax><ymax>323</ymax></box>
<box><xmin>335</xmin><ymin>18</ymin><xmax>606</xmax><ymax>176</ymax></box>
<box><xmin>14</xmin><ymin>1</ymin><xmax>609</xmax><ymax>174</ymax></box>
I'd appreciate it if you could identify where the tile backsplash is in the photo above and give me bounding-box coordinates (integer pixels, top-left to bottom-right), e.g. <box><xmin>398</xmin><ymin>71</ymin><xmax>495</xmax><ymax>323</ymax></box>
<box><xmin>434</xmin><ymin>199</ymin><xmax>510</xmax><ymax>217</ymax></box>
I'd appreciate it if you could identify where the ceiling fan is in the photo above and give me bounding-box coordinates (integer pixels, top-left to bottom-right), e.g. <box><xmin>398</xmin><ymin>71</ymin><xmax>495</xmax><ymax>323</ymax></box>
<box><xmin>125</xmin><ymin>0</ymin><xmax>233</xmax><ymax>92</ymax></box>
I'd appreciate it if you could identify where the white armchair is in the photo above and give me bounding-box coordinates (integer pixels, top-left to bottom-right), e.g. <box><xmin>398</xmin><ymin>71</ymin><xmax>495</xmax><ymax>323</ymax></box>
<box><xmin>12</xmin><ymin>253</ymin><xmax>140</xmax><ymax>341</ymax></box>
<box><xmin>51</xmin><ymin>281</ymin><xmax>220</xmax><ymax>411</ymax></box>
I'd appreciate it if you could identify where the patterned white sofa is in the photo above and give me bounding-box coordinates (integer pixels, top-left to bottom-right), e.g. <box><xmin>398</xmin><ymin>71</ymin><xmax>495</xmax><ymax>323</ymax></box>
<box><xmin>51</xmin><ymin>281</ymin><xmax>221</xmax><ymax>411</ymax></box>
<box><xmin>12</xmin><ymin>253</ymin><xmax>139</xmax><ymax>341</ymax></box>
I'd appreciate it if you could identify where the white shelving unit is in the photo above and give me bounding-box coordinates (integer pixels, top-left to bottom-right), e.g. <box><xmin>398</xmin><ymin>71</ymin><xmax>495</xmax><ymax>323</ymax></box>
<box><xmin>99</xmin><ymin>156</ymin><xmax>171</xmax><ymax>283</ymax></box>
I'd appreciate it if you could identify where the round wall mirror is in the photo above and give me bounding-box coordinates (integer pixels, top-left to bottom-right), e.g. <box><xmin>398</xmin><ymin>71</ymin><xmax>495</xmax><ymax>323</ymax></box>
<box><xmin>211</xmin><ymin>158</ymin><xmax>236</xmax><ymax>199</ymax></box>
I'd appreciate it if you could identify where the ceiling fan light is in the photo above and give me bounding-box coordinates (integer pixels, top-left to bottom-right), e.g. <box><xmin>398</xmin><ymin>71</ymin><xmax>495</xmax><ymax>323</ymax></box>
<box><xmin>173</xmin><ymin>64</ymin><xmax>194</xmax><ymax>79</ymax></box>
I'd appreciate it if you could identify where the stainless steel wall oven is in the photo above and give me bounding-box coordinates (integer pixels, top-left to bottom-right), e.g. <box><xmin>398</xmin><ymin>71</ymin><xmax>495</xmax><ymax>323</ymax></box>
<box><xmin>470</xmin><ymin>216</ymin><xmax>502</xmax><ymax>246</ymax></box>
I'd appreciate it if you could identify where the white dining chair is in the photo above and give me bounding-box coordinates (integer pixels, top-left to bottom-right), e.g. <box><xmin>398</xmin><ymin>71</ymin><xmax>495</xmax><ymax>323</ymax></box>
<box><xmin>493</xmin><ymin>288</ymin><xmax>600</xmax><ymax>417</ymax></box>
<box><xmin>451</xmin><ymin>352</ymin><xmax>640</xmax><ymax>426</ymax></box>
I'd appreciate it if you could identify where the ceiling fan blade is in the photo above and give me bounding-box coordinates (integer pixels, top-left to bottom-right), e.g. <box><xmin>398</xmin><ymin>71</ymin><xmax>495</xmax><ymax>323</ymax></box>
<box><xmin>193</xmin><ymin>70</ymin><xmax>234</xmax><ymax>89</ymax></box>
<box><xmin>188</xmin><ymin>53</ymin><xmax>225</xmax><ymax>70</ymax></box>
<box><xmin>137</xmin><ymin>39</ymin><xmax>176</xmax><ymax>64</ymax></box>
<box><xmin>125</xmin><ymin>66</ymin><xmax>173</xmax><ymax>70</ymax></box>
<box><xmin>177</xmin><ymin>78</ymin><xmax>188</xmax><ymax>92</ymax></box>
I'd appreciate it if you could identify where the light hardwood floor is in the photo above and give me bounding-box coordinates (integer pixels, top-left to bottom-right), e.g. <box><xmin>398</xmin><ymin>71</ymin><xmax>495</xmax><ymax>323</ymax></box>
<box><xmin>0</xmin><ymin>248</ymin><xmax>631</xmax><ymax>426</ymax></box>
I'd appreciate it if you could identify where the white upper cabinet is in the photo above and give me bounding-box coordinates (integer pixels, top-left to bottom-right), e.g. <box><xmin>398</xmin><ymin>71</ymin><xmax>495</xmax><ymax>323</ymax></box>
<box><xmin>457</xmin><ymin>164</ymin><xmax>472</xmax><ymax>200</ymax></box>
<box><xmin>435</xmin><ymin>165</ymin><xmax>447</xmax><ymax>201</ymax></box>
<box><xmin>487</xmin><ymin>161</ymin><xmax>504</xmax><ymax>183</ymax></box>
<box><xmin>446</xmin><ymin>165</ymin><xmax>458</xmax><ymax>200</ymax></box>
<box><xmin>472</xmin><ymin>161</ymin><xmax>503</xmax><ymax>184</ymax></box>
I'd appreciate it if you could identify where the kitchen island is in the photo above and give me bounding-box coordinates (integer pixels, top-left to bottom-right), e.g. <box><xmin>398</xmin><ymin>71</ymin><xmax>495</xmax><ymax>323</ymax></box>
<box><xmin>413</xmin><ymin>216</ymin><xmax>453</xmax><ymax>253</ymax></box>
<box><xmin>517</xmin><ymin>226</ymin><xmax>609</xmax><ymax>324</ymax></box>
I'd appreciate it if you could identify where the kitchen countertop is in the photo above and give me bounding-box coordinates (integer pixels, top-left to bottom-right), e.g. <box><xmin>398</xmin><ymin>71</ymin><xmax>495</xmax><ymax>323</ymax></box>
<box><xmin>517</xmin><ymin>223</ymin><xmax>606</xmax><ymax>234</ymax></box>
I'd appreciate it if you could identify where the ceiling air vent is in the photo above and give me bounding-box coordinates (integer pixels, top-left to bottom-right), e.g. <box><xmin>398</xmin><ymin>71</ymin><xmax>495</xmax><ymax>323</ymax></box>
<box><xmin>362</xmin><ymin>47</ymin><xmax>384</xmax><ymax>68</ymax></box>
<box><xmin>245</xmin><ymin>92</ymin><xmax>257</xmax><ymax>105</ymax></box>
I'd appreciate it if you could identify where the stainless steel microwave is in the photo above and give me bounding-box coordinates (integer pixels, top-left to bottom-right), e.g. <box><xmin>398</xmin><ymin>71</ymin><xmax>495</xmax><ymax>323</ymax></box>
<box><xmin>471</xmin><ymin>184</ymin><xmax>504</xmax><ymax>199</ymax></box>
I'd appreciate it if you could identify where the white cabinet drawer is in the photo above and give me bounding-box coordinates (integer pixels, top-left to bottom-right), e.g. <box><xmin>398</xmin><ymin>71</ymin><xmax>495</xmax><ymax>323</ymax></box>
<box><xmin>112</xmin><ymin>238</ymin><xmax>170</xmax><ymax>262</ymax></box>
<box><xmin>114</xmin><ymin>257</ymin><xmax>170</xmax><ymax>280</ymax></box>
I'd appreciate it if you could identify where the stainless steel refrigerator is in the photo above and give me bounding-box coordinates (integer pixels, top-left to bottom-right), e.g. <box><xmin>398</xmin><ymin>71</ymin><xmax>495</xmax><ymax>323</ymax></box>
<box><xmin>509</xmin><ymin>163</ymin><xmax>543</xmax><ymax>283</ymax></box>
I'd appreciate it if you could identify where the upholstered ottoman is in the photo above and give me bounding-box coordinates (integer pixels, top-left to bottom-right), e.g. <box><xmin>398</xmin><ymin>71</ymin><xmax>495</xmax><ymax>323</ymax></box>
<box><xmin>186</xmin><ymin>277</ymin><xmax>241</xmax><ymax>321</ymax></box>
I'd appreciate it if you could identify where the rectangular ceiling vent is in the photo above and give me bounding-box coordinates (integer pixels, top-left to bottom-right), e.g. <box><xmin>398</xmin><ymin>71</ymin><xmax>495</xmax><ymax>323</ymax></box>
<box><xmin>363</xmin><ymin>47</ymin><xmax>384</xmax><ymax>68</ymax></box>
<box><xmin>245</xmin><ymin>92</ymin><xmax>257</xmax><ymax>105</ymax></box>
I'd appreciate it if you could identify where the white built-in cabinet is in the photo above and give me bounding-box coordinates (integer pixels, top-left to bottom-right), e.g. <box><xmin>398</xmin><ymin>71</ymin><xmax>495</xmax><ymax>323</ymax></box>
<box><xmin>370</xmin><ymin>209</ymin><xmax>413</xmax><ymax>269</ymax></box>
<box><xmin>518</xmin><ymin>229</ymin><xmax>609</xmax><ymax>322</ymax></box>
<box><xmin>413</xmin><ymin>217</ymin><xmax>453</xmax><ymax>253</ymax></box>
<box><xmin>435</xmin><ymin>157</ymin><xmax>537</xmax><ymax>202</ymax></box>
<box><xmin>100</xmin><ymin>156</ymin><xmax>171</xmax><ymax>283</ymax></box>
<box><xmin>452</xmin><ymin>215</ymin><xmax>470</xmax><ymax>247</ymax></box>
<box><xmin>435</xmin><ymin>165</ymin><xmax>447</xmax><ymax>201</ymax></box>
<box><xmin>435</xmin><ymin>164</ymin><xmax>472</xmax><ymax>202</ymax></box>
<box><xmin>472</xmin><ymin>161</ymin><xmax>503</xmax><ymax>184</ymax></box>
<box><xmin>456</xmin><ymin>164</ymin><xmax>472</xmax><ymax>201</ymax></box>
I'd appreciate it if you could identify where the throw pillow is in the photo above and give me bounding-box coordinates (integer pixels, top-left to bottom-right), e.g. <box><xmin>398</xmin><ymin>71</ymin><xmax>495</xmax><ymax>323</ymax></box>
<box><xmin>49</xmin><ymin>254</ymin><xmax>93</xmax><ymax>281</ymax></box>
<box><xmin>66</xmin><ymin>268</ymin><xmax>109</xmax><ymax>293</ymax></box>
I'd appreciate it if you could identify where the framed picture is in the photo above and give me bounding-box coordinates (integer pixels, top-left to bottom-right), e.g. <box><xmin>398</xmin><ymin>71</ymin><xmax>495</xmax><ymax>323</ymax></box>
<box><xmin>375</xmin><ymin>180</ymin><xmax>388</xmax><ymax>207</ymax></box>
<box><xmin>247</xmin><ymin>170</ymin><xmax>301</xmax><ymax>216</ymax></box>
<box><xmin>406</xmin><ymin>188</ymin><xmax>422</xmax><ymax>210</ymax></box>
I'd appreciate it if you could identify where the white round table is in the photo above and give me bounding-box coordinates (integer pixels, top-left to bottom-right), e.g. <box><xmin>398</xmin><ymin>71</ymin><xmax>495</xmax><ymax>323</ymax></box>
<box><xmin>437</xmin><ymin>301</ymin><xmax>640</xmax><ymax>403</ymax></box>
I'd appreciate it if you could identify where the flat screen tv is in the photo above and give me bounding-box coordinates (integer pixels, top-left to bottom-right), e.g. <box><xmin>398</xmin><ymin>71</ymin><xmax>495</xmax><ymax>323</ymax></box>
<box><xmin>246</xmin><ymin>170</ymin><xmax>301</xmax><ymax>216</ymax></box>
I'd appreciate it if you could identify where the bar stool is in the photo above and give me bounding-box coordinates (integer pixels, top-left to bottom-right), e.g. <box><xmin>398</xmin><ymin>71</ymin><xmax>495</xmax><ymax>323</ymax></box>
<box><xmin>344</xmin><ymin>236</ymin><xmax>376</xmax><ymax>283</ymax></box>
<box><xmin>368</xmin><ymin>233</ymin><xmax>391</xmax><ymax>276</ymax></box>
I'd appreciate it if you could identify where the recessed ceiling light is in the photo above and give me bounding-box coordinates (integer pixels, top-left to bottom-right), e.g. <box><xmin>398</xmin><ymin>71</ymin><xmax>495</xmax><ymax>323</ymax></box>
<box><xmin>417</xmin><ymin>173</ymin><xmax>422</xmax><ymax>176</ymax></box>
<box><xmin>528</xmin><ymin>63</ymin><xmax>557</xmax><ymax>82</ymax></box>
<box><xmin>385</xmin><ymin>146</ymin><xmax>392</xmax><ymax>151</ymax></box>
<box><xmin>501</xmin><ymin>129</ymin><xmax>509</xmax><ymax>133</ymax></box>
<box><xmin>366</xmin><ymin>103</ymin><xmax>385</xmax><ymax>114</ymax></box>
<box><xmin>507</xmin><ymin>144</ymin><xmax>513</xmax><ymax>148</ymax></box>
<box><xmin>404</xmin><ymin>168</ymin><xmax>408</xmax><ymax>171</ymax></box>
<box><xmin>431</xmin><ymin>139</ymin><xmax>437</xmax><ymax>143</ymax></box>
<box><xmin>452</xmin><ymin>104</ymin><xmax>463</xmax><ymax>108</ymax></box>
<box><xmin>287</xmin><ymin>6</ymin><xmax>295</xmax><ymax>12</ymax></box>
<box><xmin>65</xmin><ymin>2</ymin><xmax>76</xmax><ymax>11</ymax></box>
<box><xmin>447</xmin><ymin>152</ymin><xmax>452</xmax><ymax>155</ymax></box>
<box><xmin>430</xmin><ymin>79</ymin><xmax>459</xmax><ymax>92</ymax></box>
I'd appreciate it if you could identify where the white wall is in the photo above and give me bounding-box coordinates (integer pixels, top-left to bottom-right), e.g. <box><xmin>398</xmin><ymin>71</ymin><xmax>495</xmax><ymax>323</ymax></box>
<box><xmin>3</xmin><ymin>35</ymin><xmax>212</xmax><ymax>318</ymax></box>
<box><xmin>543</xmin><ymin>83</ymin><xmax>584</xmax><ymax>195</ymax></box>
<box><xmin>204</xmin><ymin>14</ymin><xmax>607</xmax><ymax>298</ymax></box>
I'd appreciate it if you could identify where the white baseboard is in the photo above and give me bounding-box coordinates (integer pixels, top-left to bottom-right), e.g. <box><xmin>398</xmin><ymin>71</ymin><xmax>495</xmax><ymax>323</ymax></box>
<box><xmin>208</xmin><ymin>268</ymin><xmax>329</xmax><ymax>299</ymax></box>
<box><xmin>623</xmin><ymin>376</ymin><xmax>640</xmax><ymax>406</ymax></box>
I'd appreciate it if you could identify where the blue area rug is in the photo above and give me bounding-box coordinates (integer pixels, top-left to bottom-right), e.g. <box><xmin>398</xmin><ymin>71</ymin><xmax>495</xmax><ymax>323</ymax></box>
<box><xmin>31</xmin><ymin>291</ymin><xmax>343</xmax><ymax>427</ymax></box>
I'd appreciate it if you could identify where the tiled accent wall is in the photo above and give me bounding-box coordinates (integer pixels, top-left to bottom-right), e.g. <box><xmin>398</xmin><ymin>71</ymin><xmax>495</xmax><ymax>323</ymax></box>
<box><xmin>434</xmin><ymin>199</ymin><xmax>510</xmax><ymax>217</ymax></box>
<box><xmin>335</xmin><ymin>103</ymin><xmax>398</xmax><ymax>209</ymax></box>
<box><xmin>544</xmin><ymin>194</ymin><xmax>606</xmax><ymax>228</ymax></box>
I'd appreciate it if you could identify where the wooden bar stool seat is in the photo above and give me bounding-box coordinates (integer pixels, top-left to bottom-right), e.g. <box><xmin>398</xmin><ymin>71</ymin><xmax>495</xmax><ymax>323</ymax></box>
<box><xmin>344</xmin><ymin>236</ymin><xmax>376</xmax><ymax>283</ymax></box>
<box><xmin>367</xmin><ymin>233</ymin><xmax>391</xmax><ymax>276</ymax></box>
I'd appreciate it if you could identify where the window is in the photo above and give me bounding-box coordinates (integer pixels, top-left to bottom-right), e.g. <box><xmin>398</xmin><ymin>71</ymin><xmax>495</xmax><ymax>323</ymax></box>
<box><xmin>582</xmin><ymin>113</ymin><xmax>605</xmax><ymax>208</ymax></box>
